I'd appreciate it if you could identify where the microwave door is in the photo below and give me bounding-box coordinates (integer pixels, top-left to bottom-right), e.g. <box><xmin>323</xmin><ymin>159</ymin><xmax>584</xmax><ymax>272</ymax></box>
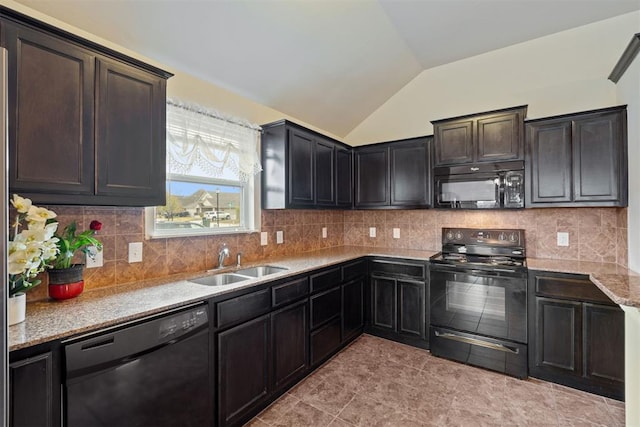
<box><xmin>438</xmin><ymin>177</ymin><xmax>499</xmax><ymax>209</ymax></box>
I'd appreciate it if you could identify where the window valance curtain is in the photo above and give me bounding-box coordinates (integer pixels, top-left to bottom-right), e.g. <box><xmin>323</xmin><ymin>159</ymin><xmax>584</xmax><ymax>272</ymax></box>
<box><xmin>166</xmin><ymin>99</ymin><xmax>262</xmax><ymax>182</ymax></box>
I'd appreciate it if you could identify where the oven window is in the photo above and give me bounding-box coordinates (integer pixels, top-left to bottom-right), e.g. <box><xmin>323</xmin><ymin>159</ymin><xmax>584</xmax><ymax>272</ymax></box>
<box><xmin>445</xmin><ymin>280</ymin><xmax>505</xmax><ymax>321</ymax></box>
<box><xmin>441</xmin><ymin>180</ymin><xmax>497</xmax><ymax>203</ymax></box>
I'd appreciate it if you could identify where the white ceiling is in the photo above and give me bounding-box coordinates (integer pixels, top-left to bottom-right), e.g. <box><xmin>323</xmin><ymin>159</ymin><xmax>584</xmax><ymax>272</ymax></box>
<box><xmin>14</xmin><ymin>0</ymin><xmax>640</xmax><ymax>137</ymax></box>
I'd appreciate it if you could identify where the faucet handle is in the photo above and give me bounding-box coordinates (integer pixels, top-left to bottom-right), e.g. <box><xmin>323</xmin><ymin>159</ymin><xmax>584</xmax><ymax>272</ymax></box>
<box><xmin>236</xmin><ymin>252</ymin><xmax>243</xmax><ymax>267</ymax></box>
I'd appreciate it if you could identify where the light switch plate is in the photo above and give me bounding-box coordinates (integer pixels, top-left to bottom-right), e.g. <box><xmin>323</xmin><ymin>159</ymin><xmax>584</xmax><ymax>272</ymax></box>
<box><xmin>128</xmin><ymin>242</ymin><xmax>143</xmax><ymax>263</ymax></box>
<box><xmin>260</xmin><ymin>232</ymin><xmax>268</xmax><ymax>246</ymax></box>
<box><xmin>393</xmin><ymin>228</ymin><xmax>400</xmax><ymax>239</ymax></box>
<box><xmin>322</xmin><ymin>227</ymin><xmax>327</xmax><ymax>238</ymax></box>
<box><xmin>369</xmin><ymin>227</ymin><xmax>376</xmax><ymax>238</ymax></box>
<box><xmin>276</xmin><ymin>230</ymin><xmax>284</xmax><ymax>244</ymax></box>
<box><xmin>85</xmin><ymin>245</ymin><xmax>103</xmax><ymax>268</ymax></box>
<box><xmin>557</xmin><ymin>232</ymin><xmax>569</xmax><ymax>247</ymax></box>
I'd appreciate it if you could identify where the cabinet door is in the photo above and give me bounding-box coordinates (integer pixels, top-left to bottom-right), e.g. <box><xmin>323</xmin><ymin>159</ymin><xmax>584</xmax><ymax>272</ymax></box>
<box><xmin>572</xmin><ymin>111</ymin><xmax>623</xmax><ymax>203</ymax></box>
<box><xmin>342</xmin><ymin>278</ymin><xmax>364</xmax><ymax>341</ymax></box>
<box><xmin>272</xmin><ymin>300</ymin><xmax>308</xmax><ymax>391</ymax></box>
<box><xmin>354</xmin><ymin>147</ymin><xmax>389</xmax><ymax>207</ymax></box>
<box><xmin>310</xmin><ymin>286</ymin><xmax>341</xmax><ymax>329</ymax></box>
<box><xmin>315</xmin><ymin>138</ymin><xmax>335</xmax><ymax>206</ymax></box>
<box><xmin>390</xmin><ymin>139</ymin><xmax>430</xmax><ymax>207</ymax></box>
<box><xmin>434</xmin><ymin>119</ymin><xmax>473</xmax><ymax>165</ymax></box>
<box><xmin>10</xmin><ymin>352</ymin><xmax>54</xmax><ymax>427</ymax></box>
<box><xmin>287</xmin><ymin>129</ymin><xmax>315</xmax><ymax>206</ymax></box>
<box><xmin>95</xmin><ymin>57</ymin><xmax>166</xmax><ymax>205</ymax></box>
<box><xmin>397</xmin><ymin>280</ymin><xmax>425</xmax><ymax>339</ymax></box>
<box><xmin>526</xmin><ymin>121</ymin><xmax>572</xmax><ymax>204</ymax></box>
<box><xmin>533</xmin><ymin>297</ymin><xmax>582</xmax><ymax>377</ymax></box>
<box><xmin>584</xmin><ymin>303</ymin><xmax>624</xmax><ymax>385</ymax></box>
<box><xmin>477</xmin><ymin>112</ymin><xmax>522</xmax><ymax>162</ymax></box>
<box><xmin>370</xmin><ymin>276</ymin><xmax>396</xmax><ymax>332</ymax></box>
<box><xmin>336</xmin><ymin>147</ymin><xmax>353</xmax><ymax>207</ymax></box>
<box><xmin>5</xmin><ymin>21</ymin><xmax>95</xmax><ymax>199</ymax></box>
<box><xmin>218</xmin><ymin>315</ymin><xmax>270</xmax><ymax>427</ymax></box>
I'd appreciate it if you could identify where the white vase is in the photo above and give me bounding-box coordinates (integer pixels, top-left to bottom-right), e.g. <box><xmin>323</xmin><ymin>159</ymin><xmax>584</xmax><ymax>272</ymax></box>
<box><xmin>8</xmin><ymin>292</ymin><xmax>26</xmax><ymax>326</ymax></box>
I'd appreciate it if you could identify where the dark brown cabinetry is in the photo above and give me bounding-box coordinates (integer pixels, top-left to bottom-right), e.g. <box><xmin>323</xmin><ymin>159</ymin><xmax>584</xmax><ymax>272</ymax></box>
<box><xmin>526</xmin><ymin>106</ymin><xmax>627</xmax><ymax>207</ymax></box>
<box><xmin>528</xmin><ymin>271</ymin><xmax>624</xmax><ymax>400</ymax></box>
<box><xmin>366</xmin><ymin>258</ymin><xmax>428</xmax><ymax>349</ymax></box>
<box><xmin>261</xmin><ymin>120</ymin><xmax>352</xmax><ymax>209</ymax></box>
<box><xmin>1</xmin><ymin>11</ymin><xmax>172</xmax><ymax>206</ymax></box>
<box><xmin>9</xmin><ymin>349</ymin><xmax>58</xmax><ymax>427</ymax></box>
<box><xmin>354</xmin><ymin>137</ymin><xmax>432</xmax><ymax>208</ymax></box>
<box><xmin>271</xmin><ymin>299</ymin><xmax>308</xmax><ymax>392</ymax></box>
<box><xmin>432</xmin><ymin>106</ymin><xmax>526</xmax><ymax>166</ymax></box>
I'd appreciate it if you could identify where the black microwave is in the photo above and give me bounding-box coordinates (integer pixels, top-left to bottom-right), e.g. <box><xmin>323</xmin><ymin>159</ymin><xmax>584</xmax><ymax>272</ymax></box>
<box><xmin>434</xmin><ymin>161</ymin><xmax>524</xmax><ymax>209</ymax></box>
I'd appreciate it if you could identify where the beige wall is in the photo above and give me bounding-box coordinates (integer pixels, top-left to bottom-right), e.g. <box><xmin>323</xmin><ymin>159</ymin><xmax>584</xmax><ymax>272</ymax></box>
<box><xmin>345</xmin><ymin>11</ymin><xmax>640</xmax><ymax>145</ymax></box>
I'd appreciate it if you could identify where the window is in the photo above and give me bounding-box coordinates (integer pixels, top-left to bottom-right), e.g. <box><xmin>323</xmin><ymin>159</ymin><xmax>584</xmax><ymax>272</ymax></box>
<box><xmin>146</xmin><ymin>100</ymin><xmax>262</xmax><ymax>238</ymax></box>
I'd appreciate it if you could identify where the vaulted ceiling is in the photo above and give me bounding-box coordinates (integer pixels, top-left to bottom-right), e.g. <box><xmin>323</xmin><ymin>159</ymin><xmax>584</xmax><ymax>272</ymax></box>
<box><xmin>15</xmin><ymin>0</ymin><xmax>640</xmax><ymax>137</ymax></box>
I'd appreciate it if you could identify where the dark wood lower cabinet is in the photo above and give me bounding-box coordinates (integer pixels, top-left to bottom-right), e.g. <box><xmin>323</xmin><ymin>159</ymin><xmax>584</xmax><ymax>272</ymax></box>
<box><xmin>10</xmin><ymin>351</ymin><xmax>56</xmax><ymax>427</ymax></box>
<box><xmin>397</xmin><ymin>280</ymin><xmax>425</xmax><ymax>339</ymax></box>
<box><xmin>528</xmin><ymin>271</ymin><xmax>625</xmax><ymax>400</ymax></box>
<box><xmin>371</xmin><ymin>276</ymin><xmax>396</xmax><ymax>333</ymax></box>
<box><xmin>342</xmin><ymin>278</ymin><xmax>365</xmax><ymax>341</ymax></box>
<box><xmin>310</xmin><ymin>318</ymin><xmax>342</xmax><ymax>366</ymax></box>
<box><xmin>218</xmin><ymin>315</ymin><xmax>271</xmax><ymax>427</ymax></box>
<box><xmin>272</xmin><ymin>300</ymin><xmax>308</xmax><ymax>391</ymax></box>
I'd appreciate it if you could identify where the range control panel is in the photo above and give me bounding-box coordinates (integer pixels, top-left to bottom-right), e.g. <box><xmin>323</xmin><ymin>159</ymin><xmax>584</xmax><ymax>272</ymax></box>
<box><xmin>442</xmin><ymin>228</ymin><xmax>524</xmax><ymax>247</ymax></box>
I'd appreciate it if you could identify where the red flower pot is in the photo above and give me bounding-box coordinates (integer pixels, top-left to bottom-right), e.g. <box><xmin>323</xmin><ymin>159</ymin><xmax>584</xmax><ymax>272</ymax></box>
<box><xmin>48</xmin><ymin>264</ymin><xmax>85</xmax><ymax>300</ymax></box>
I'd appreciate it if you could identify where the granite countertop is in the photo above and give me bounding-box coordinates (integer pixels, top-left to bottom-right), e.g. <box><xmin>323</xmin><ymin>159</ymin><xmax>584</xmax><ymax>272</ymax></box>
<box><xmin>528</xmin><ymin>258</ymin><xmax>640</xmax><ymax>308</ymax></box>
<box><xmin>9</xmin><ymin>246</ymin><xmax>436</xmax><ymax>351</ymax></box>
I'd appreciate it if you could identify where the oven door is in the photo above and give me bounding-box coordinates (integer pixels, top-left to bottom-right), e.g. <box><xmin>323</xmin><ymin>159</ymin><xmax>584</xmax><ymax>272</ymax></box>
<box><xmin>429</xmin><ymin>264</ymin><xmax>527</xmax><ymax>343</ymax></box>
<box><xmin>434</xmin><ymin>173</ymin><xmax>500</xmax><ymax>209</ymax></box>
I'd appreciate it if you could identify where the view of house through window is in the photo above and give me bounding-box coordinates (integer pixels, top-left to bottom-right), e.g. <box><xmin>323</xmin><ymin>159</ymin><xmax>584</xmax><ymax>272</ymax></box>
<box><xmin>146</xmin><ymin>101</ymin><xmax>261</xmax><ymax>238</ymax></box>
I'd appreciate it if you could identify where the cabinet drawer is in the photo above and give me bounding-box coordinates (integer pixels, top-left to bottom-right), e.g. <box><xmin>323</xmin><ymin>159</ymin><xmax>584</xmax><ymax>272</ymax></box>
<box><xmin>272</xmin><ymin>277</ymin><xmax>309</xmax><ymax>308</ymax></box>
<box><xmin>310</xmin><ymin>318</ymin><xmax>341</xmax><ymax>365</ymax></box>
<box><xmin>370</xmin><ymin>259</ymin><xmax>425</xmax><ymax>279</ymax></box>
<box><xmin>216</xmin><ymin>289</ymin><xmax>271</xmax><ymax>328</ymax></box>
<box><xmin>310</xmin><ymin>286</ymin><xmax>341</xmax><ymax>329</ymax></box>
<box><xmin>342</xmin><ymin>260</ymin><xmax>367</xmax><ymax>282</ymax></box>
<box><xmin>534</xmin><ymin>275</ymin><xmax>613</xmax><ymax>305</ymax></box>
<box><xmin>310</xmin><ymin>267</ymin><xmax>341</xmax><ymax>293</ymax></box>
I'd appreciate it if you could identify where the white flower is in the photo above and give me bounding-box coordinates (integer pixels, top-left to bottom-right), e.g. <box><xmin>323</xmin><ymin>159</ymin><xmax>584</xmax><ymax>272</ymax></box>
<box><xmin>44</xmin><ymin>222</ymin><xmax>58</xmax><ymax>240</ymax></box>
<box><xmin>8</xmin><ymin>250</ymin><xmax>31</xmax><ymax>275</ymax></box>
<box><xmin>26</xmin><ymin>206</ymin><xmax>57</xmax><ymax>223</ymax></box>
<box><xmin>10</xmin><ymin>194</ymin><xmax>32</xmax><ymax>213</ymax></box>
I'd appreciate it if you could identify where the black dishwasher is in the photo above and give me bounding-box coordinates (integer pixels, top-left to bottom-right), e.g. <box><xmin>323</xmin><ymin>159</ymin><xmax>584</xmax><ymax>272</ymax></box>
<box><xmin>64</xmin><ymin>303</ymin><xmax>212</xmax><ymax>426</ymax></box>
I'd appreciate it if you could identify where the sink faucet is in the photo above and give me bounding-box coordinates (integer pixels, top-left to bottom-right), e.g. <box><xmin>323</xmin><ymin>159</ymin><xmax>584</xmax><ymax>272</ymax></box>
<box><xmin>217</xmin><ymin>244</ymin><xmax>230</xmax><ymax>269</ymax></box>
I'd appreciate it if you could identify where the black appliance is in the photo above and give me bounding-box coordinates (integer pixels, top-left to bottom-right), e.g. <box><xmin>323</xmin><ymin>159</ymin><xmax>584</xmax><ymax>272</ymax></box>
<box><xmin>64</xmin><ymin>304</ymin><xmax>212</xmax><ymax>426</ymax></box>
<box><xmin>429</xmin><ymin>228</ymin><xmax>528</xmax><ymax>378</ymax></box>
<box><xmin>434</xmin><ymin>160</ymin><xmax>524</xmax><ymax>209</ymax></box>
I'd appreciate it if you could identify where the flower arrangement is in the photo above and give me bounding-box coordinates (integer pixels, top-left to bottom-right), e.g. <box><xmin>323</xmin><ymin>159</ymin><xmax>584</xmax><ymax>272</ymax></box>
<box><xmin>51</xmin><ymin>219</ymin><xmax>103</xmax><ymax>269</ymax></box>
<box><xmin>8</xmin><ymin>195</ymin><xmax>59</xmax><ymax>296</ymax></box>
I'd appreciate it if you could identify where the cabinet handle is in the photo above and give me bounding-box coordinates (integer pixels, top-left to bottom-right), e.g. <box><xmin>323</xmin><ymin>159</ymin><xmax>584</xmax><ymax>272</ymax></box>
<box><xmin>434</xmin><ymin>330</ymin><xmax>519</xmax><ymax>354</ymax></box>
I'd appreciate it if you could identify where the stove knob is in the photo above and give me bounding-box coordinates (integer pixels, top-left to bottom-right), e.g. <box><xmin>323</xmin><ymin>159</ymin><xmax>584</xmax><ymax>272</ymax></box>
<box><xmin>445</xmin><ymin>230</ymin><xmax>454</xmax><ymax>241</ymax></box>
<box><xmin>509</xmin><ymin>232</ymin><xmax>518</xmax><ymax>243</ymax></box>
<box><xmin>454</xmin><ymin>230</ymin><xmax>463</xmax><ymax>240</ymax></box>
<box><xmin>498</xmin><ymin>232</ymin><xmax>506</xmax><ymax>241</ymax></box>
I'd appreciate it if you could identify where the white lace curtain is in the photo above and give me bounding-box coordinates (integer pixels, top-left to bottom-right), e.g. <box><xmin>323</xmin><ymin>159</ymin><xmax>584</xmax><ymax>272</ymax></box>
<box><xmin>166</xmin><ymin>100</ymin><xmax>262</xmax><ymax>182</ymax></box>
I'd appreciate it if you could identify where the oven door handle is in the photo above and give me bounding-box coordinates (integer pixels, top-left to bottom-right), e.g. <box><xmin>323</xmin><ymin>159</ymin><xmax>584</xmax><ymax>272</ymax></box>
<box><xmin>434</xmin><ymin>330</ymin><xmax>520</xmax><ymax>354</ymax></box>
<box><xmin>430</xmin><ymin>265</ymin><xmax>524</xmax><ymax>279</ymax></box>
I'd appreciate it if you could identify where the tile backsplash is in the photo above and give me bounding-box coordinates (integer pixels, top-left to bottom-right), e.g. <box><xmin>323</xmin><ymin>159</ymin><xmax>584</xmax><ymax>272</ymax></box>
<box><xmin>26</xmin><ymin>206</ymin><xmax>627</xmax><ymax>301</ymax></box>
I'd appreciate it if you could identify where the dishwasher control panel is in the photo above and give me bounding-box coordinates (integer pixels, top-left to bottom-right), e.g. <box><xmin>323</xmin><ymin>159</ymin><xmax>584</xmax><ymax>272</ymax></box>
<box><xmin>159</xmin><ymin>307</ymin><xmax>208</xmax><ymax>338</ymax></box>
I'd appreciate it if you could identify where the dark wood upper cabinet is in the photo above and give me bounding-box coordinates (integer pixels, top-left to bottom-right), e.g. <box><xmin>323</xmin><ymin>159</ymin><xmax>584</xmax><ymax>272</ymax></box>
<box><xmin>432</xmin><ymin>106</ymin><xmax>526</xmax><ymax>166</ymax></box>
<box><xmin>526</xmin><ymin>106</ymin><xmax>627</xmax><ymax>208</ymax></box>
<box><xmin>1</xmin><ymin>12</ymin><xmax>172</xmax><ymax>206</ymax></box>
<box><xmin>354</xmin><ymin>136</ymin><xmax>431</xmax><ymax>208</ymax></box>
<box><xmin>261</xmin><ymin>120</ymin><xmax>351</xmax><ymax>209</ymax></box>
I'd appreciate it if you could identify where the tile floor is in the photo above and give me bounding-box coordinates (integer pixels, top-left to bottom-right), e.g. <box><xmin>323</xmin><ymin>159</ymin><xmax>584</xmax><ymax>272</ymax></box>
<box><xmin>246</xmin><ymin>334</ymin><xmax>625</xmax><ymax>427</ymax></box>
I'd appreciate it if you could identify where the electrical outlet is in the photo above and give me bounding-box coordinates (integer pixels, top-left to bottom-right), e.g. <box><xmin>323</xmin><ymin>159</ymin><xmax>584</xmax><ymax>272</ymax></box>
<box><xmin>322</xmin><ymin>227</ymin><xmax>327</xmax><ymax>238</ymax></box>
<box><xmin>393</xmin><ymin>228</ymin><xmax>401</xmax><ymax>239</ymax></box>
<box><xmin>260</xmin><ymin>232</ymin><xmax>268</xmax><ymax>246</ymax></box>
<box><xmin>85</xmin><ymin>245</ymin><xmax>103</xmax><ymax>268</ymax></box>
<box><xmin>369</xmin><ymin>227</ymin><xmax>376</xmax><ymax>238</ymax></box>
<box><xmin>128</xmin><ymin>242</ymin><xmax>143</xmax><ymax>263</ymax></box>
<box><xmin>557</xmin><ymin>232</ymin><xmax>569</xmax><ymax>247</ymax></box>
<box><xmin>276</xmin><ymin>230</ymin><xmax>284</xmax><ymax>244</ymax></box>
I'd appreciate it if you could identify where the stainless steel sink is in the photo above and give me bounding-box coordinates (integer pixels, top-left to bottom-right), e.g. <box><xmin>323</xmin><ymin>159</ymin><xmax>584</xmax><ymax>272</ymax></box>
<box><xmin>234</xmin><ymin>265</ymin><xmax>288</xmax><ymax>277</ymax></box>
<box><xmin>189</xmin><ymin>273</ymin><xmax>250</xmax><ymax>286</ymax></box>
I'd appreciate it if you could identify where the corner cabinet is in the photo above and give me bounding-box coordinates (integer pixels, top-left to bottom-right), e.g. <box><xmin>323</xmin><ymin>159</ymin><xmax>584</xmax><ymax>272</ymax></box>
<box><xmin>528</xmin><ymin>270</ymin><xmax>624</xmax><ymax>400</ymax></box>
<box><xmin>354</xmin><ymin>137</ymin><xmax>432</xmax><ymax>208</ymax></box>
<box><xmin>432</xmin><ymin>105</ymin><xmax>527</xmax><ymax>166</ymax></box>
<box><xmin>1</xmin><ymin>11</ymin><xmax>172</xmax><ymax>206</ymax></box>
<box><xmin>526</xmin><ymin>106</ymin><xmax>627</xmax><ymax>207</ymax></box>
<box><xmin>261</xmin><ymin>120</ymin><xmax>352</xmax><ymax>209</ymax></box>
